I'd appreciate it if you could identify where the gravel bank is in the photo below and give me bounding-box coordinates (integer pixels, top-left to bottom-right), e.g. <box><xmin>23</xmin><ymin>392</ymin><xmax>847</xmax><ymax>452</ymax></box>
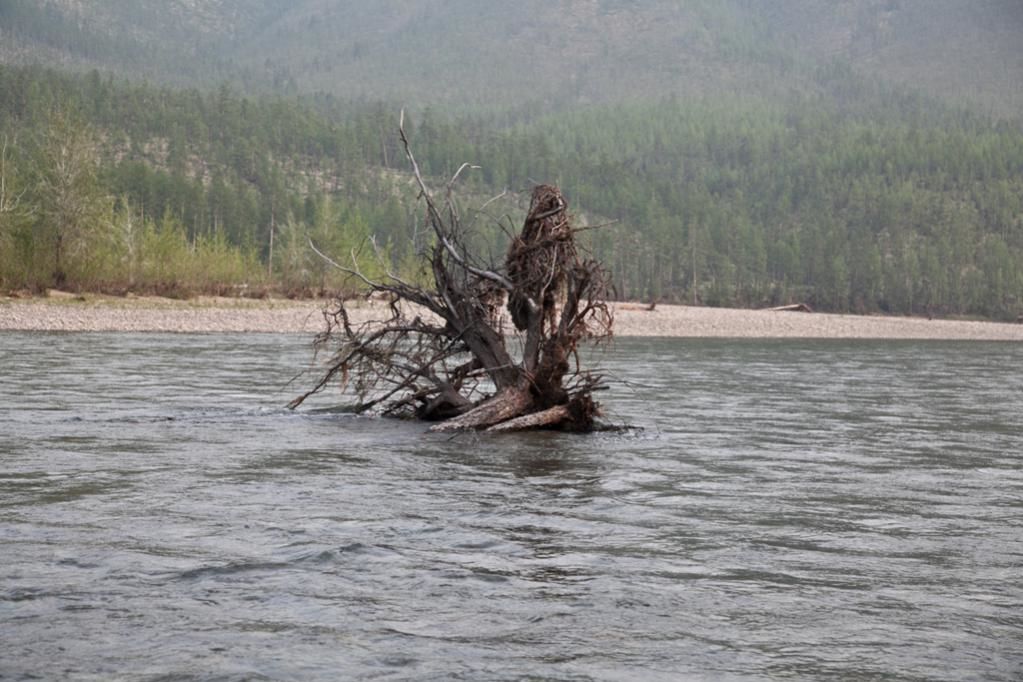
<box><xmin>2</xmin><ymin>295</ymin><xmax>1022</xmax><ymax>340</ymax></box>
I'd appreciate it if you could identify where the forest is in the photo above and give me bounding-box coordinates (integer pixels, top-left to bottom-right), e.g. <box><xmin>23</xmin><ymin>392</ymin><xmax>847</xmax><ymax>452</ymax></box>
<box><xmin>0</xmin><ymin>60</ymin><xmax>1021</xmax><ymax>318</ymax></box>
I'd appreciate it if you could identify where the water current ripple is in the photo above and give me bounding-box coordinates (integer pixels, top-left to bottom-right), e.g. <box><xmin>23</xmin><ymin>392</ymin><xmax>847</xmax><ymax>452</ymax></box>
<box><xmin>1</xmin><ymin>332</ymin><xmax>1021</xmax><ymax>680</ymax></box>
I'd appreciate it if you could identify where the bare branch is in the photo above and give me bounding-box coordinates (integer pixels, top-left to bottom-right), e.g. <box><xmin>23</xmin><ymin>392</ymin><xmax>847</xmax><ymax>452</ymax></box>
<box><xmin>397</xmin><ymin>110</ymin><xmax>518</xmax><ymax>294</ymax></box>
<box><xmin>308</xmin><ymin>237</ymin><xmax>379</xmax><ymax>288</ymax></box>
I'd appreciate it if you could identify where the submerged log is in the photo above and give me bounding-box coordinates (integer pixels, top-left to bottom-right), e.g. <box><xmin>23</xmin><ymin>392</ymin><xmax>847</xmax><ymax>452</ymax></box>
<box><xmin>291</xmin><ymin>113</ymin><xmax>613</xmax><ymax>432</ymax></box>
<box><xmin>429</xmin><ymin>384</ymin><xmax>535</xmax><ymax>433</ymax></box>
<box><xmin>486</xmin><ymin>405</ymin><xmax>571</xmax><ymax>433</ymax></box>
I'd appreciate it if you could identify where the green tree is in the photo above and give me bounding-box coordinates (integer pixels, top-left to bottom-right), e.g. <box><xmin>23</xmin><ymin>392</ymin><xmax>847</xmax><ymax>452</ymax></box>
<box><xmin>0</xmin><ymin>134</ymin><xmax>34</xmax><ymax>287</ymax></box>
<box><xmin>30</xmin><ymin>111</ymin><xmax>110</xmax><ymax>288</ymax></box>
<box><xmin>275</xmin><ymin>214</ymin><xmax>314</xmax><ymax>294</ymax></box>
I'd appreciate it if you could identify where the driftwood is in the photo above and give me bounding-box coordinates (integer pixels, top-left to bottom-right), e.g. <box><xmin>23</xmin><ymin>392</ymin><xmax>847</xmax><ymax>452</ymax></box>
<box><xmin>290</xmin><ymin>114</ymin><xmax>613</xmax><ymax>432</ymax></box>
<box><xmin>768</xmin><ymin>303</ymin><xmax>814</xmax><ymax>313</ymax></box>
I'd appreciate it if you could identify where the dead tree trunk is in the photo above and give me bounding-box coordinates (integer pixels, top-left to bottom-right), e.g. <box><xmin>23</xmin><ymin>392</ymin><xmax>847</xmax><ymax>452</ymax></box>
<box><xmin>290</xmin><ymin>113</ymin><xmax>613</xmax><ymax>432</ymax></box>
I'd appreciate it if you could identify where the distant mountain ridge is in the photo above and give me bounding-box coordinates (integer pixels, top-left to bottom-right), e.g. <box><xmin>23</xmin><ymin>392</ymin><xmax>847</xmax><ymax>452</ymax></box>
<box><xmin>1</xmin><ymin>0</ymin><xmax>1021</xmax><ymax>117</ymax></box>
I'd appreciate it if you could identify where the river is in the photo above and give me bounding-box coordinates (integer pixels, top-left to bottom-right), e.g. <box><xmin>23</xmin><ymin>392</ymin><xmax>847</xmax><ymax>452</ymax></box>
<box><xmin>1</xmin><ymin>333</ymin><xmax>1021</xmax><ymax>680</ymax></box>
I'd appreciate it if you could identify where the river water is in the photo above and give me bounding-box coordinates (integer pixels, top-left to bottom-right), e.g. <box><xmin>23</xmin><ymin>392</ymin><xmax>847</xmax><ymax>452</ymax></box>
<box><xmin>1</xmin><ymin>333</ymin><xmax>1021</xmax><ymax>680</ymax></box>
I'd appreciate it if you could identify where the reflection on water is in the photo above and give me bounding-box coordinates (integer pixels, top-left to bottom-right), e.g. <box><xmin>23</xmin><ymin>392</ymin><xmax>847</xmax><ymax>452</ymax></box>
<box><xmin>1</xmin><ymin>333</ymin><xmax>1021</xmax><ymax>680</ymax></box>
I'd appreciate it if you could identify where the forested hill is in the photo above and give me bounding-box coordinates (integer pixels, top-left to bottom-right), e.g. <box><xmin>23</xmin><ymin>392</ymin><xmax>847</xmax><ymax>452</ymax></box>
<box><xmin>1</xmin><ymin>2</ymin><xmax>1022</xmax><ymax>319</ymax></box>
<box><xmin>1</xmin><ymin>0</ymin><xmax>1022</xmax><ymax>117</ymax></box>
<box><xmin>1</xmin><ymin>64</ymin><xmax>1021</xmax><ymax>318</ymax></box>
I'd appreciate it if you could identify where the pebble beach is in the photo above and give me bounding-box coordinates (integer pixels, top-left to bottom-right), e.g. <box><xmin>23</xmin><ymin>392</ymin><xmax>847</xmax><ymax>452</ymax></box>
<box><xmin>2</xmin><ymin>293</ymin><xmax>1022</xmax><ymax>340</ymax></box>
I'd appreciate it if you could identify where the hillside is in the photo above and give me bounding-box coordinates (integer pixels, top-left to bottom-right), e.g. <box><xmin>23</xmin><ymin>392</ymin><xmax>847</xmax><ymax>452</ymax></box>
<box><xmin>2</xmin><ymin>64</ymin><xmax>1021</xmax><ymax>318</ymax></box>
<box><xmin>747</xmin><ymin>0</ymin><xmax>1023</xmax><ymax>117</ymax></box>
<box><xmin>1</xmin><ymin>2</ymin><xmax>1022</xmax><ymax>318</ymax></box>
<box><xmin>1</xmin><ymin>0</ymin><xmax>1021</xmax><ymax>117</ymax></box>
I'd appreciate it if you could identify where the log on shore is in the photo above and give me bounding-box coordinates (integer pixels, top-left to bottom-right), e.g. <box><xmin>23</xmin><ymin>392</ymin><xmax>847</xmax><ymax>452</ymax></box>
<box><xmin>767</xmin><ymin>303</ymin><xmax>814</xmax><ymax>313</ymax></box>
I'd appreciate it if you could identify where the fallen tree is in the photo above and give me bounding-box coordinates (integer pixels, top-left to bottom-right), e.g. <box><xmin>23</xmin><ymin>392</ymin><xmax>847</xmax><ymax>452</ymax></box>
<box><xmin>289</xmin><ymin>114</ymin><xmax>613</xmax><ymax>432</ymax></box>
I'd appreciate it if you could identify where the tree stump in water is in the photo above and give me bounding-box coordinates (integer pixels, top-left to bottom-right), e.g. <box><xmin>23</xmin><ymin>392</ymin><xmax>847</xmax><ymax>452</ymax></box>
<box><xmin>291</xmin><ymin>115</ymin><xmax>613</xmax><ymax>432</ymax></box>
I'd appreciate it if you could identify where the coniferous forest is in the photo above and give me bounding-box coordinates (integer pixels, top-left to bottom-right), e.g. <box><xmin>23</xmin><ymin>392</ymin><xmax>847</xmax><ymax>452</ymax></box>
<box><xmin>1</xmin><ymin>1</ymin><xmax>1021</xmax><ymax>319</ymax></box>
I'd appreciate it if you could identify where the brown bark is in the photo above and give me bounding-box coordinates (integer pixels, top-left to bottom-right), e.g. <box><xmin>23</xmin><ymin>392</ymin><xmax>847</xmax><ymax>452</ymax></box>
<box><xmin>428</xmin><ymin>384</ymin><xmax>535</xmax><ymax>433</ymax></box>
<box><xmin>485</xmin><ymin>405</ymin><xmax>570</xmax><ymax>433</ymax></box>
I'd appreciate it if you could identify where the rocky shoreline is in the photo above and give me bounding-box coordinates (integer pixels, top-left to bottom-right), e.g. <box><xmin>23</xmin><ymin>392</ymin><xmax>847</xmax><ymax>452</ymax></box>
<box><xmin>1</xmin><ymin>294</ymin><xmax>1021</xmax><ymax>340</ymax></box>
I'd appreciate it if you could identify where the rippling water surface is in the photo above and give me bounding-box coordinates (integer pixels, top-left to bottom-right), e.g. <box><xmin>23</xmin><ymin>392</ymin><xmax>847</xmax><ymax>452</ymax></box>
<box><xmin>1</xmin><ymin>333</ymin><xmax>1021</xmax><ymax>680</ymax></box>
